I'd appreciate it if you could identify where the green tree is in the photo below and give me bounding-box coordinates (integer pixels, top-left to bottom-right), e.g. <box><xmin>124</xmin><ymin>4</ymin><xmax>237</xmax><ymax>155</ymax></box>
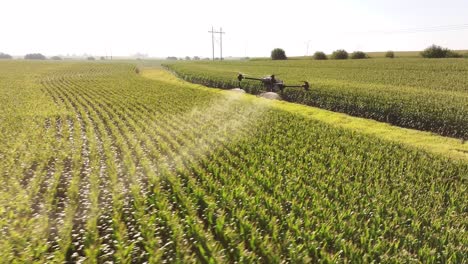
<box><xmin>351</xmin><ymin>51</ymin><xmax>368</xmax><ymax>59</ymax></box>
<box><xmin>24</xmin><ymin>53</ymin><xmax>46</xmax><ymax>60</ymax></box>
<box><xmin>313</xmin><ymin>51</ymin><xmax>327</xmax><ymax>60</ymax></box>
<box><xmin>421</xmin><ymin>44</ymin><xmax>461</xmax><ymax>58</ymax></box>
<box><xmin>385</xmin><ymin>51</ymin><xmax>395</xmax><ymax>58</ymax></box>
<box><xmin>0</xmin><ymin>52</ymin><xmax>12</xmax><ymax>59</ymax></box>
<box><xmin>271</xmin><ymin>48</ymin><xmax>287</xmax><ymax>60</ymax></box>
<box><xmin>331</xmin><ymin>49</ymin><xmax>348</xmax><ymax>60</ymax></box>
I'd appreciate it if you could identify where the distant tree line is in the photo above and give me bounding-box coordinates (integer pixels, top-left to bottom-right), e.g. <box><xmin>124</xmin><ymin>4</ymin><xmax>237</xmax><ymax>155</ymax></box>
<box><xmin>25</xmin><ymin>53</ymin><xmax>46</xmax><ymax>60</ymax></box>
<box><xmin>270</xmin><ymin>44</ymin><xmax>467</xmax><ymax>61</ymax></box>
<box><xmin>166</xmin><ymin>56</ymin><xmax>204</xmax><ymax>60</ymax></box>
<box><xmin>0</xmin><ymin>52</ymin><xmax>12</xmax><ymax>59</ymax></box>
<box><xmin>7</xmin><ymin>44</ymin><xmax>467</xmax><ymax>62</ymax></box>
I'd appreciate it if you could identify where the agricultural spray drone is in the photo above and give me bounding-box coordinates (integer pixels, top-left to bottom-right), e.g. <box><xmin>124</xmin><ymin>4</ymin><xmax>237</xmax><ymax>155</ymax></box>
<box><xmin>237</xmin><ymin>73</ymin><xmax>309</xmax><ymax>92</ymax></box>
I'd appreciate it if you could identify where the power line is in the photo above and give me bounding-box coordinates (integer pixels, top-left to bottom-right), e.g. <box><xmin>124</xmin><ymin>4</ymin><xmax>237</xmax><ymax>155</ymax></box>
<box><xmin>362</xmin><ymin>23</ymin><xmax>468</xmax><ymax>35</ymax></box>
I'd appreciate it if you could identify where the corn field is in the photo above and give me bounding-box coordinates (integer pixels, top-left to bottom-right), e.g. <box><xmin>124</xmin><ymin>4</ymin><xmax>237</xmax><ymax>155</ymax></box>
<box><xmin>163</xmin><ymin>59</ymin><xmax>468</xmax><ymax>139</ymax></box>
<box><xmin>0</xmin><ymin>61</ymin><xmax>467</xmax><ymax>263</ymax></box>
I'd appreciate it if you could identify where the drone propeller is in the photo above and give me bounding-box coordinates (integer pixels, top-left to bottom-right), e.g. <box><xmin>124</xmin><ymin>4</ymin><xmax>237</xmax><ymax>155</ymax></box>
<box><xmin>237</xmin><ymin>72</ymin><xmax>255</xmax><ymax>79</ymax></box>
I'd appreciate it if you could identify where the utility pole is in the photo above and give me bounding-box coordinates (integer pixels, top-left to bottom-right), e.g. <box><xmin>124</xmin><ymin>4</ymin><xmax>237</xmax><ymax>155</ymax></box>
<box><xmin>305</xmin><ymin>40</ymin><xmax>311</xmax><ymax>56</ymax></box>
<box><xmin>208</xmin><ymin>26</ymin><xmax>226</xmax><ymax>61</ymax></box>
<box><xmin>208</xmin><ymin>26</ymin><xmax>215</xmax><ymax>61</ymax></box>
<box><xmin>219</xmin><ymin>27</ymin><xmax>225</xmax><ymax>60</ymax></box>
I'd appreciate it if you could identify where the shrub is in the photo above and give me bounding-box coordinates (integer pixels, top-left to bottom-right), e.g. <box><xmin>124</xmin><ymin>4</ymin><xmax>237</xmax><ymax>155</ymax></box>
<box><xmin>271</xmin><ymin>48</ymin><xmax>287</xmax><ymax>60</ymax></box>
<box><xmin>385</xmin><ymin>51</ymin><xmax>395</xmax><ymax>58</ymax></box>
<box><xmin>87</xmin><ymin>56</ymin><xmax>95</xmax><ymax>61</ymax></box>
<box><xmin>185</xmin><ymin>56</ymin><xmax>191</xmax><ymax>60</ymax></box>
<box><xmin>166</xmin><ymin>56</ymin><xmax>178</xmax><ymax>60</ymax></box>
<box><xmin>100</xmin><ymin>56</ymin><xmax>106</xmax><ymax>60</ymax></box>
<box><xmin>313</xmin><ymin>51</ymin><xmax>327</xmax><ymax>60</ymax></box>
<box><xmin>421</xmin><ymin>45</ymin><xmax>445</xmax><ymax>58</ymax></box>
<box><xmin>351</xmin><ymin>51</ymin><xmax>368</xmax><ymax>59</ymax></box>
<box><xmin>193</xmin><ymin>56</ymin><xmax>200</xmax><ymax>60</ymax></box>
<box><xmin>331</xmin><ymin>49</ymin><xmax>348</xmax><ymax>60</ymax></box>
<box><xmin>0</xmin><ymin>52</ymin><xmax>12</xmax><ymax>59</ymax></box>
<box><xmin>50</xmin><ymin>56</ymin><xmax>62</xmax><ymax>60</ymax></box>
<box><xmin>24</xmin><ymin>53</ymin><xmax>46</xmax><ymax>60</ymax></box>
<box><xmin>421</xmin><ymin>44</ymin><xmax>461</xmax><ymax>58</ymax></box>
<box><xmin>446</xmin><ymin>50</ymin><xmax>462</xmax><ymax>58</ymax></box>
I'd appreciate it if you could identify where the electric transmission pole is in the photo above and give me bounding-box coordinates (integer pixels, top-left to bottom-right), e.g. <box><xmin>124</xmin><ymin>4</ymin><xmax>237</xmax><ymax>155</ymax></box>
<box><xmin>208</xmin><ymin>26</ymin><xmax>215</xmax><ymax>61</ymax></box>
<box><xmin>219</xmin><ymin>27</ymin><xmax>225</xmax><ymax>60</ymax></box>
<box><xmin>208</xmin><ymin>27</ymin><xmax>226</xmax><ymax>61</ymax></box>
<box><xmin>305</xmin><ymin>40</ymin><xmax>311</xmax><ymax>56</ymax></box>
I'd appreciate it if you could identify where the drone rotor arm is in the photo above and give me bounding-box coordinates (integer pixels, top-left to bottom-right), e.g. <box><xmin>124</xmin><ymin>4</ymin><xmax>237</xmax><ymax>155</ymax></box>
<box><xmin>244</xmin><ymin>76</ymin><xmax>264</xmax><ymax>81</ymax></box>
<box><xmin>282</xmin><ymin>81</ymin><xmax>310</xmax><ymax>90</ymax></box>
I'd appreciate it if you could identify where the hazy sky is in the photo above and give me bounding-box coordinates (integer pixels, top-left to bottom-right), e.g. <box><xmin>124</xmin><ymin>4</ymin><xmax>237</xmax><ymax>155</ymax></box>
<box><xmin>1</xmin><ymin>0</ymin><xmax>468</xmax><ymax>58</ymax></box>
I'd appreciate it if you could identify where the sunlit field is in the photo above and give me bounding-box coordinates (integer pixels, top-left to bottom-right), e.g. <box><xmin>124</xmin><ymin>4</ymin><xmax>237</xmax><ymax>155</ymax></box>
<box><xmin>165</xmin><ymin>58</ymin><xmax>468</xmax><ymax>139</ymax></box>
<box><xmin>0</xmin><ymin>61</ymin><xmax>467</xmax><ymax>263</ymax></box>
